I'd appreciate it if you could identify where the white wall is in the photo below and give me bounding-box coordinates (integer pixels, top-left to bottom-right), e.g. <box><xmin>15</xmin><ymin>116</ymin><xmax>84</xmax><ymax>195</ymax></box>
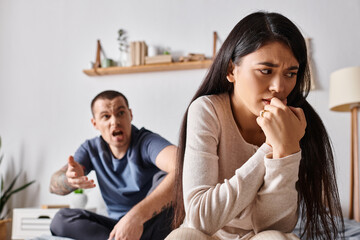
<box><xmin>0</xmin><ymin>0</ymin><xmax>359</xmax><ymax>216</ymax></box>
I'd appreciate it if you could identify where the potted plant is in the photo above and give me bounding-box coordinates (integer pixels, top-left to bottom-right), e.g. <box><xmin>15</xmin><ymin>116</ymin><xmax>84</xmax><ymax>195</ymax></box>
<box><xmin>70</xmin><ymin>188</ymin><xmax>88</xmax><ymax>209</ymax></box>
<box><xmin>0</xmin><ymin>136</ymin><xmax>35</xmax><ymax>239</ymax></box>
<box><xmin>117</xmin><ymin>28</ymin><xmax>129</xmax><ymax>66</ymax></box>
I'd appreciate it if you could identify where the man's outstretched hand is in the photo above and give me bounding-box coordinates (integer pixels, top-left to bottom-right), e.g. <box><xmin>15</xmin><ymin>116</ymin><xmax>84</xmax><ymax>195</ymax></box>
<box><xmin>66</xmin><ymin>156</ymin><xmax>96</xmax><ymax>189</ymax></box>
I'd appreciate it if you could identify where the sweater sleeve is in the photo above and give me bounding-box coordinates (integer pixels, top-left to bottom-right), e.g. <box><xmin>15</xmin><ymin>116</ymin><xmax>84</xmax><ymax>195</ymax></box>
<box><xmin>183</xmin><ymin>98</ymin><xmax>271</xmax><ymax>235</ymax></box>
<box><xmin>252</xmin><ymin>152</ymin><xmax>301</xmax><ymax>233</ymax></box>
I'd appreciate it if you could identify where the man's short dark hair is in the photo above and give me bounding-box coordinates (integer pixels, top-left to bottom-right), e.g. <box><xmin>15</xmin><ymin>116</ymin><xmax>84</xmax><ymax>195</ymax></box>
<box><xmin>91</xmin><ymin>90</ymin><xmax>129</xmax><ymax>116</ymax></box>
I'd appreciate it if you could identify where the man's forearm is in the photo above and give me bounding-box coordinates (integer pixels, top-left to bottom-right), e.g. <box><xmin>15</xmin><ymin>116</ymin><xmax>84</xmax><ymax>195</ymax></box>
<box><xmin>49</xmin><ymin>166</ymin><xmax>76</xmax><ymax>195</ymax></box>
<box><xmin>127</xmin><ymin>170</ymin><xmax>175</xmax><ymax>224</ymax></box>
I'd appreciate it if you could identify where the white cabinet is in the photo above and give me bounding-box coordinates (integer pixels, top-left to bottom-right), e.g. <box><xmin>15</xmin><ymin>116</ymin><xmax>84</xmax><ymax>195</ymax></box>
<box><xmin>12</xmin><ymin>208</ymin><xmax>59</xmax><ymax>240</ymax></box>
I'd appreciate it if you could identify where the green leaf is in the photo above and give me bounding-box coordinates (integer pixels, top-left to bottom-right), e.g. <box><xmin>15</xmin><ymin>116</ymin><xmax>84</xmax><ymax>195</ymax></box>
<box><xmin>0</xmin><ymin>178</ymin><xmax>35</xmax><ymax>217</ymax></box>
<box><xmin>2</xmin><ymin>171</ymin><xmax>21</xmax><ymax>198</ymax></box>
<box><xmin>3</xmin><ymin>180</ymin><xmax>35</xmax><ymax>198</ymax></box>
<box><xmin>0</xmin><ymin>136</ymin><xmax>36</xmax><ymax>219</ymax></box>
<box><xmin>74</xmin><ymin>189</ymin><xmax>83</xmax><ymax>194</ymax></box>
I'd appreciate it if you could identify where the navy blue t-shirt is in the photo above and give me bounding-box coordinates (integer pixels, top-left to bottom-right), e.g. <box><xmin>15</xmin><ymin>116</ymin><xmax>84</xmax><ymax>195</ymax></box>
<box><xmin>74</xmin><ymin>125</ymin><xmax>172</xmax><ymax>220</ymax></box>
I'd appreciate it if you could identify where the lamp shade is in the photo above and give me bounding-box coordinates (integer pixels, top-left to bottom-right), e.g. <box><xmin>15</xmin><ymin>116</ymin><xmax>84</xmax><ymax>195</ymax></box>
<box><xmin>329</xmin><ymin>66</ymin><xmax>360</xmax><ymax>112</ymax></box>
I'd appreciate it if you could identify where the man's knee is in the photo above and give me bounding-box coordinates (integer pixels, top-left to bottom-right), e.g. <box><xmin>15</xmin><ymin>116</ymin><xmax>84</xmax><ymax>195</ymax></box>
<box><xmin>50</xmin><ymin>208</ymin><xmax>69</xmax><ymax>236</ymax></box>
<box><xmin>50</xmin><ymin>208</ymin><xmax>82</xmax><ymax>236</ymax></box>
<box><xmin>141</xmin><ymin>207</ymin><xmax>173</xmax><ymax>240</ymax></box>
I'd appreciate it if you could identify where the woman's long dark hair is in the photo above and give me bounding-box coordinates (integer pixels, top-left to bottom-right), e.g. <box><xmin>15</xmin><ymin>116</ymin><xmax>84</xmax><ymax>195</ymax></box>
<box><xmin>173</xmin><ymin>11</ymin><xmax>344</xmax><ymax>239</ymax></box>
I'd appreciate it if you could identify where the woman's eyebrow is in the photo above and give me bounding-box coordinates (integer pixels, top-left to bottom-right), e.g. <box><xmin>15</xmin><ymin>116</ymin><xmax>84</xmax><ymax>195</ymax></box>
<box><xmin>256</xmin><ymin>62</ymin><xmax>279</xmax><ymax>67</ymax></box>
<box><xmin>256</xmin><ymin>62</ymin><xmax>299</xmax><ymax>70</ymax></box>
<box><xmin>288</xmin><ymin>66</ymin><xmax>299</xmax><ymax>70</ymax></box>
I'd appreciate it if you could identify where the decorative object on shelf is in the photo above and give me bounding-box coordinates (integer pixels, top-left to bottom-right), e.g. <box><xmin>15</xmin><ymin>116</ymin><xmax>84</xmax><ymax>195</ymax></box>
<box><xmin>213</xmin><ymin>31</ymin><xmax>218</xmax><ymax>59</ymax></box>
<box><xmin>102</xmin><ymin>58</ymin><xmax>114</xmax><ymax>68</ymax></box>
<box><xmin>99</xmin><ymin>41</ymin><xmax>115</xmax><ymax>68</ymax></box>
<box><xmin>305</xmin><ymin>38</ymin><xmax>316</xmax><ymax>90</ymax></box>
<box><xmin>147</xmin><ymin>45</ymin><xmax>158</xmax><ymax>57</ymax></box>
<box><xmin>0</xmin><ymin>136</ymin><xmax>35</xmax><ymax>239</ymax></box>
<box><xmin>92</xmin><ymin>40</ymin><xmax>115</xmax><ymax>71</ymax></box>
<box><xmin>94</xmin><ymin>40</ymin><xmax>102</xmax><ymax>69</ymax></box>
<box><xmin>117</xmin><ymin>29</ymin><xmax>129</xmax><ymax>67</ymax></box>
<box><xmin>179</xmin><ymin>53</ymin><xmax>206</xmax><ymax>62</ymax></box>
<box><xmin>70</xmin><ymin>189</ymin><xmax>88</xmax><ymax>209</ymax></box>
<box><xmin>329</xmin><ymin>66</ymin><xmax>360</xmax><ymax>222</ymax></box>
<box><xmin>212</xmin><ymin>31</ymin><xmax>224</xmax><ymax>60</ymax></box>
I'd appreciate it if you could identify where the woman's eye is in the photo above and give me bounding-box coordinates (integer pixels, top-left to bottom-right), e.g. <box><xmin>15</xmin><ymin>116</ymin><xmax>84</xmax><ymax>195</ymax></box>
<box><xmin>259</xmin><ymin>69</ymin><xmax>272</xmax><ymax>74</ymax></box>
<box><xmin>286</xmin><ymin>72</ymin><xmax>297</xmax><ymax>78</ymax></box>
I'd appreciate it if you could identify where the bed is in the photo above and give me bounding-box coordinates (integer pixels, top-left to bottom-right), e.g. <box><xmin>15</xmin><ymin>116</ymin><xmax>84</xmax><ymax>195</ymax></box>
<box><xmin>25</xmin><ymin>217</ymin><xmax>360</xmax><ymax>240</ymax></box>
<box><xmin>293</xmin><ymin>217</ymin><xmax>360</xmax><ymax>239</ymax></box>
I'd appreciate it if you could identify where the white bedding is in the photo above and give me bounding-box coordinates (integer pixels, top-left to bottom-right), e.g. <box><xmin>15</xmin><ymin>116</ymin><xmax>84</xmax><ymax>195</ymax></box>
<box><xmin>27</xmin><ymin>218</ymin><xmax>360</xmax><ymax>240</ymax></box>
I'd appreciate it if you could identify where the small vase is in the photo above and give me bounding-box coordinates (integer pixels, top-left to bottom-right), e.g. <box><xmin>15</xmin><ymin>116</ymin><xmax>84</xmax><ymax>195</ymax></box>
<box><xmin>70</xmin><ymin>192</ymin><xmax>88</xmax><ymax>209</ymax></box>
<box><xmin>118</xmin><ymin>51</ymin><xmax>129</xmax><ymax>67</ymax></box>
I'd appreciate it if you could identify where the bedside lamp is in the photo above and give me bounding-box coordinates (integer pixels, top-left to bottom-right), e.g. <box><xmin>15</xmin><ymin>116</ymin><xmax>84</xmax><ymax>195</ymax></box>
<box><xmin>329</xmin><ymin>66</ymin><xmax>360</xmax><ymax>221</ymax></box>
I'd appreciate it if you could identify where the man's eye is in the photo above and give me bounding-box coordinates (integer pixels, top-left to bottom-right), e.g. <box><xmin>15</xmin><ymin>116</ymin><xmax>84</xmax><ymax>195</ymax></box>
<box><xmin>118</xmin><ymin>111</ymin><xmax>125</xmax><ymax>116</ymax></box>
<box><xmin>102</xmin><ymin>115</ymin><xmax>110</xmax><ymax>119</ymax></box>
<box><xmin>259</xmin><ymin>69</ymin><xmax>272</xmax><ymax>74</ymax></box>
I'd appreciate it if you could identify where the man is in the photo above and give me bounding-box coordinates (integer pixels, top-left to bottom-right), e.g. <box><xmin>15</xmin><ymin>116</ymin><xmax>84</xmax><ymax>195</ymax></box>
<box><xmin>49</xmin><ymin>90</ymin><xmax>177</xmax><ymax>240</ymax></box>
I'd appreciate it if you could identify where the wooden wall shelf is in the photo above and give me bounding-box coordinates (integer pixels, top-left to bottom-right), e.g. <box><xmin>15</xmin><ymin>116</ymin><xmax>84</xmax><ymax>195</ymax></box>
<box><xmin>83</xmin><ymin>59</ymin><xmax>213</xmax><ymax>76</ymax></box>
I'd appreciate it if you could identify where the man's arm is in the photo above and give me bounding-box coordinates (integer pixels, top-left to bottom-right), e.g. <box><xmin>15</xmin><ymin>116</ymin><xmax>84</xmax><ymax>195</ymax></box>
<box><xmin>49</xmin><ymin>156</ymin><xmax>95</xmax><ymax>195</ymax></box>
<box><xmin>49</xmin><ymin>164</ymin><xmax>76</xmax><ymax>195</ymax></box>
<box><xmin>109</xmin><ymin>145</ymin><xmax>177</xmax><ymax>240</ymax></box>
<box><xmin>129</xmin><ymin>144</ymin><xmax>177</xmax><ymax>218</ymax></box>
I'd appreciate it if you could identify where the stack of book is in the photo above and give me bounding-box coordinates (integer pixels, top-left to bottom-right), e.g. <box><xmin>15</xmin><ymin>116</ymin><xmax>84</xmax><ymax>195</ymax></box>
<box><xmin>145</xmin><ymin>54</ymin><xmax>172</xmax><ymax>65</ymax></box>
<box><xmin>129</xmin><ymin>41</ymin><xmax>148</xmax><ymax>66</ymax></box>
<box><xmin>129</xmin><ymin>41</ymin><xmax>173</xmax><ymax>66</ymax></box>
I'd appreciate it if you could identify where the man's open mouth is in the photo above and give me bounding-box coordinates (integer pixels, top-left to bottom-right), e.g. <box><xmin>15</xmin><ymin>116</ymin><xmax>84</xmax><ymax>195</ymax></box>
<box><xmin>112</xmin><ymin>130</ymin><xmax>123</xmax><ymax>136</ymax></box>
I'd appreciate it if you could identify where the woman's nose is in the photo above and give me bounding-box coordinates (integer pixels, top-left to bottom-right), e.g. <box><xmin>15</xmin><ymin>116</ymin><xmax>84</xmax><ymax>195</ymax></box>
<box><xmin>269</xmin><ymin>75</ymin><xmax>285</xmax><ymax>93</ymax></box>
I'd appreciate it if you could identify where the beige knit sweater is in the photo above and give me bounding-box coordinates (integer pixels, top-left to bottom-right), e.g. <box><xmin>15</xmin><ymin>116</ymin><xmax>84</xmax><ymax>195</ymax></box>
<box><xmin>181</xmin><ymin>93</ymin><xmax>301</xmax><ymax>240</ymax></box>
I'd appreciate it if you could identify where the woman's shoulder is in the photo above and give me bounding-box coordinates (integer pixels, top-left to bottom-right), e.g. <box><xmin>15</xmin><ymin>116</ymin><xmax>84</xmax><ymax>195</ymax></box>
<box><xmin>190</xmin><ymin>93</ymin><xmax>229</xmax><ymax>111</ymax></box>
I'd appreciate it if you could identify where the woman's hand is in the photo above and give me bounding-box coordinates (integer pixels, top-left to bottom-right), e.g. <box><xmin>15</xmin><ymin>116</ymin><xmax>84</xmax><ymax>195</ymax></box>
<box><xmin>256</xmin><ymin>98</ymin><xmax>307</xmax><ymax>158</ymax></box>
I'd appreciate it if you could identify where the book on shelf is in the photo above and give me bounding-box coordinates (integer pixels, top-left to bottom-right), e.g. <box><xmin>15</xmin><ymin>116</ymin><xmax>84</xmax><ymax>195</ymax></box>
<box><xmin>130</xmin><ymin>41</ymin><xmax>148</xmax><ymax>66</ymax></box>
<box><xmin>130</xmin><ymin>42</ymin><xmax>136</xmax><ymax>66</ymax></box>
<box><xmin>145</xmin><ymin>55</ymin><xmax>172</xmax><ymax>65</ymax></box>
<box><xmin>135</xmin><ymin>41</ymin><xmax>141</xmax><ymax>66</ymax></box>
<box><xmin>140</xmin><ymin>41</ymin><xmax>147</xmax><ymax>65</ymax></box>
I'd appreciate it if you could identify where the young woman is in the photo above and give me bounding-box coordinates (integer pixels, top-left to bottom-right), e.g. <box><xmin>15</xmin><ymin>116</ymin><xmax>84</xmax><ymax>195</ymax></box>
<box><xmin>167</xmin><ymin>12</ymin><xmax>344</xmax><ymax>240</ymax></box>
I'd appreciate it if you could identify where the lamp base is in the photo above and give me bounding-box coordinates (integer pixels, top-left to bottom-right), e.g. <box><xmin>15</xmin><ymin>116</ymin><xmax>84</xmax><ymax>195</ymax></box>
<box><xmin>349</xmin><ymin>106</ymin><xmax>359</xmax><ymax>221</ymax></box>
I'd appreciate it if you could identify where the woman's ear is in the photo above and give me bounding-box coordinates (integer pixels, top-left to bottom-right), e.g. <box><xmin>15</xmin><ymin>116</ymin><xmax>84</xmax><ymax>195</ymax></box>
<box><xmin>226</xmin><ymin>60</ymin><xmax>235</xmax><ymax>83</ymax></box>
